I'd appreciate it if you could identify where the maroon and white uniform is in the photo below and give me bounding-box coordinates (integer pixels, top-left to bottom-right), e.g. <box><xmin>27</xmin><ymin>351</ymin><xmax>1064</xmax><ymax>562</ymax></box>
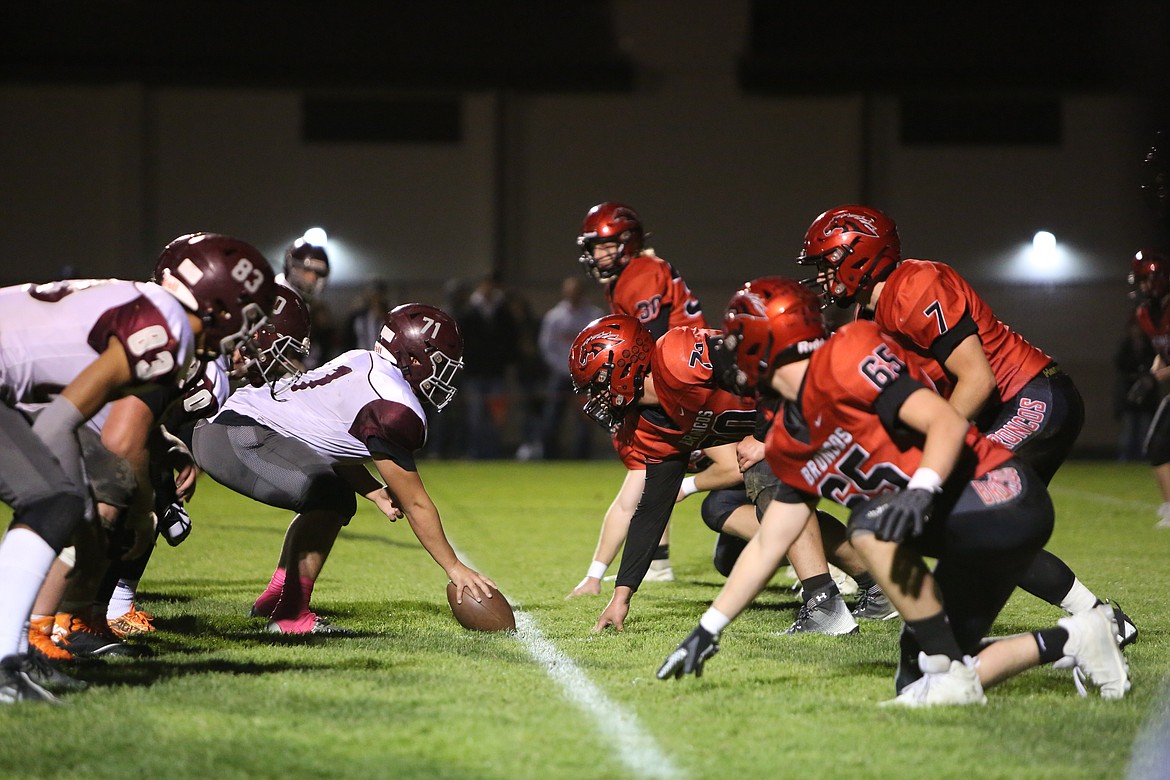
<box><xmin>0</xmin><ymin>279</ymin><xmax>195</xmax><ymax>405</ymax></box>
<box><xmin>214</xmin><ymin>349</ymin><xmax>425</xmax><ymax>463</ymax></box>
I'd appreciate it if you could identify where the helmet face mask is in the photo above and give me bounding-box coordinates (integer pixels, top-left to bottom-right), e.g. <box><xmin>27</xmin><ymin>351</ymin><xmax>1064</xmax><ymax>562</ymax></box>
<box><xmin>568</xmin><ymin>314</ymin><xmax>654</xmax><ymax>432</ymax></box>
<box><xmin>723</xmin><ymin>277</ymin><xmax>827</xmax><ymax>395</ymax></box>
<box><xmin>154</xmin><ymin>233</ymin><xmax>279</xmax><ymax>360</ymax></box>
<box><xmin>374</xmin><ymin>303</ymin><xmax>464</xmax><ymax>412</ymax></box>
<box><xmin>283</xmin><ymin>240</ymin><xmax>330</xmax><ymax>301</ymax></box>
<box><xmin>797</xmin><ymin>205</ymin><xmax>901</xmax><ymax>308</ymax></box>
<box><xmin>239</xmin><ymin>288</ymin><xmax>311</xmax><ymax>395</ymax></box>
<box><xmin>577</xmin><ymin>202</ymin><xmax>645</xmax><ymax>282</ymax></box>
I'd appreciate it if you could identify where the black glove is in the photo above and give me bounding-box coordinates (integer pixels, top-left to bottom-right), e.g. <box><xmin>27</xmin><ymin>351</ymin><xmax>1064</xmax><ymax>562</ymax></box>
<box><xmin>158</xmin><ymin>501</ymin><xmax>192</xmax><ymax>547</ymax></box>
<box><xmin>864</xmin><ymin>489</ymin><xmax>934</xmax><ymax>543</ymax></box>
<box><xmin>1128</xmin><ymin>373</ymin><xmax>1157</xmax><ymax>407</ymax></box>
<box><xmin>656</xmin><ymin>625</ymin><xmax>720</xmax><ymax>680</ymax></box>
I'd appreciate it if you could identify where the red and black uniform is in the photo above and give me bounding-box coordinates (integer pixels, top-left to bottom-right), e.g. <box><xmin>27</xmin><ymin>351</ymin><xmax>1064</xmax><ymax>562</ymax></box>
<box><xmin>613</xmin><ymin>327</ymin><xmax>756</xmax><ymax>590</ymax></box>
<box><xmin>1135</xmin><ymin>295</ymin><xmax>1170</xmax><ymax>466</ymax></box>
<box><xmin>873</xmin><ymin>259</ymin><xmax>1082</xmax><ymax>483</ymax></box>
<box><xmin>607</xmin><ymin>253</ymin><xmax>706</xmax><ymax>340</ymax></box>
<box><xmin>765</xmin><ymin>321</ymin><xmax>1053</xmax><ymax>654</ymax></box>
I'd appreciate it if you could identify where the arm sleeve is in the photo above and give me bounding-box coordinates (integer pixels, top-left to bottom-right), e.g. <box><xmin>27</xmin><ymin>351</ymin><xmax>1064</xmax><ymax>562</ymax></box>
<box><xmin>30</xmin><ymin>395</ymin><xmax>86</xmax><ymax>491</ymax></box>
<box><xmin>614</xmin><ymin>457</ymin><xmax>688</xmax><ymax>591</ymax></box>
<box><xmin>929</xmin><ymin>312</ymin><xmax>978</xmax><ymax>365</ymax></box>
<box><xmin>873</xmin><ymin>373</ymin><xmax>930</xmax><ymax>435</ymax></box>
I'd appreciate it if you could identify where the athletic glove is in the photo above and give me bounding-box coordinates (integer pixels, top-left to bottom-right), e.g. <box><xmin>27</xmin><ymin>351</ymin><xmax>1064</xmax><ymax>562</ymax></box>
<box><xmin>656</xmin><ymin>625</ymin><xmax>720</xmax><ymax>680</ymax></box>
<box><xmin>158</xmin><ymin>501</ymin><xmax>192</xmax><ymax>547</ymax></box>
<box><xmin>865</xmin><ymin>489</ymin><xmax>934</xmax><ymax>543</ymax></box>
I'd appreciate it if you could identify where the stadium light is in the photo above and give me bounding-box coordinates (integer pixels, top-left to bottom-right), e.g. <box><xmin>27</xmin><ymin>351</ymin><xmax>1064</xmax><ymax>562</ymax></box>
<box><xmin>1031</xmin><ymin>230</ymin><xmax>1057</xmax><ymax>270</ymax></box>
<box><xmin>302</xmin><ymin>227</ymin><xmax>328</xmax><ymax>248</ymax></box>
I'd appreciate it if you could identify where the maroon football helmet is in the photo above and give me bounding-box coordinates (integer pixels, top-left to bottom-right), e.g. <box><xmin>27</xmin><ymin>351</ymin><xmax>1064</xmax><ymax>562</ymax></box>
<box><xmin>1129</xmin><ymin>248</ymin><xmax>1170</xmax><ymax>303</ymax></box>
<box><xmin>568</xmin><ymin>314</ymin><xmax>655</xmax><ymax>432</ymax></box>
<box><xmin>374</xmin><ymin>303</ymin><xmax>464</xmax><ymax>411</ymax></box>
<box><xmin>721</xmin><ymin>277</ymin><xmax>827</xmax><ymax>395</ymax></box>
<box><xmin>154</xmin><ymin>233</ymin><xmax>279</xmax><ymax>359</ymax></box>
<box><xmin>241</xmin><ymin>286</ymin><xmax>311</xmax><ymax>390</ymax></box>
<box><xmin>797</xmin><ymin>205</ymin><xmax>901</xmax><ymax>307</ymax></box>
<box><xmin>283</xmin><ymin>240</ymin><xmax>330</xmax><ymax>301</ymax></box>
<box><xmin>576</xmin><ymin>202</ymin><xmax>645</xmax><ymax>282</ymax></box>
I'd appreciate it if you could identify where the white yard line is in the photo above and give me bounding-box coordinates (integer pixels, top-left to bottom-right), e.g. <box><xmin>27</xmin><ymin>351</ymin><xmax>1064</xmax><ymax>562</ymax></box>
<box><xmin>455</xmin><ymin>550</ymin><xmax>682</xmax><ymax>780</ymax></box>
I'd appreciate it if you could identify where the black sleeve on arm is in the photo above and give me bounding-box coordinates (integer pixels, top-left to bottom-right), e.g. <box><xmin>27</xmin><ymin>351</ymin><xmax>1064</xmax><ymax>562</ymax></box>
<box><xmin>873</xmin><ymin>373</ymin><xmax>929</xmax><ymax>435</ymax></box>
<box><xmin>929</xmin><ymin>312</ymin><xmax>978</xmax><ymax>365</ymax></box>
<box><xmin>643</xmin><ymin>304</ymin><xmax>672</xmax><ymax>341</ymax></box>
<box><xmin>615</xmin><ymin>457</ymin><xmax>687</xmax><ymax>592</ymax></box>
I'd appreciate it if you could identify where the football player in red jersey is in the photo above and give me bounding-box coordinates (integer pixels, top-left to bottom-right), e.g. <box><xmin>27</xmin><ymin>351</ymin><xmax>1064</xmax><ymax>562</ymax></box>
<box><xmin>0</xmin><ymin>232</ymin><xmax>277</xmax><ymax>701</ymax></box>
<box><xmin>796</xmin><ymin>205</ymin><xmax>1137</xmax><ymax>650</ymax></box>
<box><xmin>565</xmin><ymin>314</ymin><xmax>780</xmax><ymax>632</ymax></box>
<box><xmin>192</xmin><ymin>303</ymin><xmax>497</xmax><ymax>634</ymax></box>
<box><xmin>657</xmin><ymin>278</ymin><xmax>1130</xmax><ymax>705</ymax></box>
<box><xmin>577</xmin><ymin>202</ymin><xmax>707</xmax><ymax>579</ymax></box>
<box><xmin>1127</xmin><ymin>248</ymin><xmax>1170</xmax><ymax>527</ymax></box>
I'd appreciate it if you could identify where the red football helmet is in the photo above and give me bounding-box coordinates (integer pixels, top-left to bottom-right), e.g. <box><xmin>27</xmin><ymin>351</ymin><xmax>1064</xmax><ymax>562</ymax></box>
<box><xmin>283</xmin><ymin>240</ymin><xmax>330</xmax><ymax>301</ymax></box>
<box><xmin>722</xmin><ymin>277</ymin><xmax>827</xmax><ymax>395</ymax></box>
<box><xmin>374</xmin><ymin>303</ymin><xmax>464</xmax><ymax>411</ymax></box>
<box><xmin>576</xmin><ymin>202</ymin><xmax>645</xmax><ymax>282</ymax></box>
<box><xmin>241</xmin><ymin>286</ymin><xmax>311</xmax><ymax>391</ymax></box>
<box><xmin>797</xmin><ymin>205</ymin><xmax>901</xmax><ymax>307</ymax></box>
<box><xmin>568</xmin><ymin>314</ymin><xmax>655</xmax><ymax>431</ymax></box>
<box><xmin>1129</xmin><ymin>247</ymin><xmax>1170</xmax><ymax>302</ymax></box>
<box><xmin>153</xmin><ymin>233</ymin><xmax>279</xmax><ymax>359</ymax></box>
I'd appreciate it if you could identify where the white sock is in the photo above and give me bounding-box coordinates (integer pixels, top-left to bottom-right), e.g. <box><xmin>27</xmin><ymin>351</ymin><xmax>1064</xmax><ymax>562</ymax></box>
<box><xmin>107</xmin><ymin>579</ymin><xmax>139</xmax><ymax>620</ymax></box>
<box><xmin>1059</xmin><ymin>578</ymin><xmax>1099</xmax><ymax>615</ymax></box>
<box><xmin>0</xmin><ymin>529</ymin><xmax>58</xmax><ymax>657</ymax></box>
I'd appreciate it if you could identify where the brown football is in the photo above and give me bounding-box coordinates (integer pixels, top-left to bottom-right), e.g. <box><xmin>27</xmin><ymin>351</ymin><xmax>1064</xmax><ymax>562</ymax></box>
<box><xmin>446</xmin><ymin>582</ymin><xmax>516</xmax><ymax>632</ymax></box>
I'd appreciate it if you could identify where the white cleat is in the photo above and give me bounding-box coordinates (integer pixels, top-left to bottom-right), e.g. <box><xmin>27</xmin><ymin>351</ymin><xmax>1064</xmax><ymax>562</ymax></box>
<box><xmin>881</xmin><ymin>652</ymin><xmax>986</xmax><ymax>707</ymax></box>
<box><xmin>1058</xmin><ymin>603</ymin><xmax>1131</xmax><ymax>699</ymax></box>
<box><xmin>643</xmin><ymin>559</ymin><xmax>675</xmax><ymax>583</ymax></box>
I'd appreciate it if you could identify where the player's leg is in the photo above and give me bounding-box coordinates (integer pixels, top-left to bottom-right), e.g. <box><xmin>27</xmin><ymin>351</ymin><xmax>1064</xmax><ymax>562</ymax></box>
<box><xmin>1145</xmin><ymin>394</ymin><xmax>1170</xmax><ymax>527</ymax></box>
<box><xmin>0</xmin><ymin>404</ymin><xmax>87</xmax><ymax>703</ymax></box>
<box><xmin>815</xmin><ymin>510</ymin><xmax>898</xmax><ymax>620</ymax></box>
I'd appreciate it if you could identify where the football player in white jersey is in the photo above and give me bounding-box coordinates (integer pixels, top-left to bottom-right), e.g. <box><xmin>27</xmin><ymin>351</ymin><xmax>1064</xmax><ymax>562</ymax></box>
<box><xmin>192</xmin><ymin>303</ymin><xmax>498</xmax><ymax>634</ymax></box>
<box><xmin>0</xmin><ymin>232</ymin><xmax>277</xmax><ymax>702</ymax></box>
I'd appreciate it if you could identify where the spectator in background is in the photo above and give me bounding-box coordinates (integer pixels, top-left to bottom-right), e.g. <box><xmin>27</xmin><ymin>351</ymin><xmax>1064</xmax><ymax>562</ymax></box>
<box><xmin>458</xmin><ymin>274</ymin><xmax>516</xmax><ymax>459</ymax></box>
<box><xmin>512</xmin><ymin>292</ymin><xmax>549</xmax><ymax>461</ymax></box>
<box><xmin>538</xmin><ymin>277</ymin><xmax>603</xmax><ymax>459</ymax></box>
<box><xmin>342</xmin><ymin>280</ymin><xmax>391</xmax><ymax>354</ymax></box>
<box><xmin>1115</xmin><ymin>314</ymin><xmax>1157</xmax><ymax>461</ymax></box>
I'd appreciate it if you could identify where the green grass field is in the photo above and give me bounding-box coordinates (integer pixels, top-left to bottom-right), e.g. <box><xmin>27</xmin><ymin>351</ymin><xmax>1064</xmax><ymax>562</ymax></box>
<box><xmin>0</xmin><ymin>460</ymin><xmax>1167</xmax><ymax>780</ymax></box>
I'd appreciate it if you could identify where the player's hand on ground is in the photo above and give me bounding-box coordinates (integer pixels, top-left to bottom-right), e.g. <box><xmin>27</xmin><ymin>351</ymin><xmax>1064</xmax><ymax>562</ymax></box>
<box><xmin>446</xmin><ymin>562</ymin><xmax>497</xmax><ymax>604</ymax></box>
<box><xmin>657</xmin><ymin>625</ymin><xmax>720</xmax><ymax>680</ymax></box>
<box><xmin>592</xmin><ymin>588</ymin><xmax>631</xmax><ymax>633</ymax></box>
<box><xmin>566</xmin><ymin>576</ymin><xmax>602</xmax><ymax>599</ymax></box>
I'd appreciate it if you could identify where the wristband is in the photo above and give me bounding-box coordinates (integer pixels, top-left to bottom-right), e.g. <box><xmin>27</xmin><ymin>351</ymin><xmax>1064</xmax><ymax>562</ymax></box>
<box><xmin>907</xmin><ymin>467</ymin><xmax>943</xmax><ymax>493</ymax></box>
<box><xmin>587</xmin><ymin>560</ymin><xmax>608</xmax><ymax>580</ymax></box>
<box><xmin>699</xmin><ymin>606</ymin><xmax>731</xmax><ymax>636</ymax></box>
<box><xmin>680</xmin><ymin>476</ymin><xmax>699</xmax><ymax>497</ymax></box>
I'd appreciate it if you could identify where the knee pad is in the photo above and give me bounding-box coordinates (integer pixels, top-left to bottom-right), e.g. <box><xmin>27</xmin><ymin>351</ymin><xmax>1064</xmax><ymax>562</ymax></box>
<box><xmin>701</xmin><ymin>488</ymin><xmax>749</xmax><ymax>533</ymax></box>
<box><xmin>15</xmin><ymin>492</ymin><xmax>87</xmax><ymax>553</ymax></box>
<box><xmin>743</xmin><ymin>461</ymin><xmax>780</xmax><ymax>518</ymax></box>
<box><xmin>300</xmin><ymin>470</ymin><xmax>356</xmax><ymax>519</ymax></box>
<box><xmin>712</xmin><ymin>533</ymin><xmax>748</xmax><ymax>577</ymax></box>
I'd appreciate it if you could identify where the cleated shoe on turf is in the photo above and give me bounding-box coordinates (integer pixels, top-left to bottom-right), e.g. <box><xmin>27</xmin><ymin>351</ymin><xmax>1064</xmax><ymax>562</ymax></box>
<box><xmin>248</xmin><ymin>590</ymin><xmax>281</xmax><ymax>619</ymax></box>
<box><xmin>29</xmin><ymin>617</ymin><xmax>74</xmax><ymax>662</ymax></box>
<box><xmin>881</xmin><ymin>652</ymin><xmax>986</xmax><ymax>708</ymax></box>
<box><xmin>53</xmin><ymin>612</ymin><xmax>145</xmax><ymax>658</ymax></box>
<box><xmin>1156</xmin><ymin>503</ymin><xmax>1170</xmax><ymax>529</ymax></box>
<box><xmin>643</xmin><ymin>559</ymin><xmax>675</xmax><ymax>583</ymax></box>
<box><xmin>782</xmin><ymin>592</ymin><xmax>859</xmax><ymax>636</ymax></box>
<box><xmin>852</xmin><ymin>585</ymin><xmax>900</xmax><ymax>621</ymax></box>
<box><xmin>1059</xmin><ymin>603</ymin><xmax>1131</xmax><ymax>699</ymax></box>
<box><xmin>22</xmin><ymin>650</ymin><xmax>86</xmax><ymax>692</ymax></box>
<box><xmin>0</xmin><ymin>654</ymin><xmax>61</xmax><ymax>704</ymax></box>
<box><xmin>266</xmin><ymin>613</ymin><xmax>355</xmax><ymax>635</ymax></box>
<box><xmin>108</xmin><ymin>605</ymin><xmax>156</xmax><ymax>638</ymax></box>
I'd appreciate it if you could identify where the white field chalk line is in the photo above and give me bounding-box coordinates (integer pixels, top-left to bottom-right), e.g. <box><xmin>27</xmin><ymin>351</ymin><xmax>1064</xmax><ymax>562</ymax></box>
<box><xmin>454</xmin><ymin>548</ymin><xmax>683</xmax><ymax>780</ymax></box>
